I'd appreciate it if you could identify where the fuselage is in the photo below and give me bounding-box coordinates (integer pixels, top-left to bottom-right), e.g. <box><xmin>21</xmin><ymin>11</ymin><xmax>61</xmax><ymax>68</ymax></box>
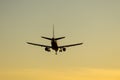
<box><xmin>51</xmin><ymin>38</ymin><xmax>58</xmax><ymax>52</ymax></box>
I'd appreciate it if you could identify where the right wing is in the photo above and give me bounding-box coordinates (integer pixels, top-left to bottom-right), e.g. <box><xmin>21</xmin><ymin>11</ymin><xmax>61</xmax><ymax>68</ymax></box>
<box><xmin>27</xmin><ymin>42</ymin><xmax>51</xmax><ymax>48</ymax></box>
<box><xmin>58</xmin><ymin>43</ymin><xmax>83</xmax><ymax>48</ymax></box>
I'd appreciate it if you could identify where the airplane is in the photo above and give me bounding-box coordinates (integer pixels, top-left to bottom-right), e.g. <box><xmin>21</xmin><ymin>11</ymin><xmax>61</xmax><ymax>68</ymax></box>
<box><xmin>27</xmin><ymin>25</ymin><xmax>83</xmax><ymax>55</ymax></box>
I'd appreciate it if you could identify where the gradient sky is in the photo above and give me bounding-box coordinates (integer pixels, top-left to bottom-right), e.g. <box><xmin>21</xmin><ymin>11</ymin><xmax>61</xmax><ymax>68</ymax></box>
<box><xmin>0</xmin><ymin>0</ymin><xmax>120</xmax><ymax>80</ymax></box>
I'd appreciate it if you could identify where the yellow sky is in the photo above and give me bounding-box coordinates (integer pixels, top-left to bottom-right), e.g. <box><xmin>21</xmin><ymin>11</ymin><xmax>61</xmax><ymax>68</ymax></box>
<box><xmin>0</xmin><ymin>0</ymin><xmax>120</xmax><ymax>80</ymax></box>
<box><xmin>0</xmin><ymin>68</ymin><xmax>120</xmax><ymax>80</ymax></box>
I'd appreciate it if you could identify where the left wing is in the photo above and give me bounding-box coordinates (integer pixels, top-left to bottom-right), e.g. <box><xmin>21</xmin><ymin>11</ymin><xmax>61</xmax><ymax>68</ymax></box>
<box><xmin>58</xmin><ymin>43</ymin><xmax>83</xmax><ymax>48</ymax></box>
<box><xmin>27</xmin><ymin>42</ymin><xmax>51</xmax><ymax>48</ymax></box>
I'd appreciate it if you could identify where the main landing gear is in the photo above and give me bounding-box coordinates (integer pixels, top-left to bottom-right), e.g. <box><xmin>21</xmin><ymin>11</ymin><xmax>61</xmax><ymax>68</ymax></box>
<box><xmin>59</xmin><ymin>48</ymin><xmax>66</xmax><ymax>52</ymax></box>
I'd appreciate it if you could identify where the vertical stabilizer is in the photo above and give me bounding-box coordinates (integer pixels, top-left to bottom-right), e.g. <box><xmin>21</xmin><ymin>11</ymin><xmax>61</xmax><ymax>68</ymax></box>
<box><xmin>53</xmin><ymin>24</ymin><xmax>55</xmax><ymax>38</ymax></box>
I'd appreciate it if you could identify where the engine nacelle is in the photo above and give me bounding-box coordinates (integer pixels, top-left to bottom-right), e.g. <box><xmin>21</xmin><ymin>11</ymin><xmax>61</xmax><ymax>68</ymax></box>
<box><xmin>63</xmin><ymin>48</ymin><xmax>66</xmax><ymax>51</ymax></box>
<box><xmin>45</xmin><ymin>47</ymin><xmax>50</xmax><ymax>52</ymax></box>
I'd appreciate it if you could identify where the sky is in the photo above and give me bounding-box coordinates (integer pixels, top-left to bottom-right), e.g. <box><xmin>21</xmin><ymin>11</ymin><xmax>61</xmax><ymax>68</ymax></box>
<box><xmin>0</xmin><ymin>0</ymin><xmax>120</xmax><ymax>80</ymax></box>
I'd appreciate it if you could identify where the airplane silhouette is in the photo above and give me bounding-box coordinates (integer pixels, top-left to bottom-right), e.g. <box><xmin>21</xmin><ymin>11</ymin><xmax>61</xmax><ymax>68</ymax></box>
<box><xmin>27</xmin><ymin>25</ymin><xmax>83</xmax><ymax>55</ymax></box>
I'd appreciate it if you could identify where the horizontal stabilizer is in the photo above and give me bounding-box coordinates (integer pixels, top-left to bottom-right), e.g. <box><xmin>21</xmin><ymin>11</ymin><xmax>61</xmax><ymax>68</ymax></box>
<box><xmin>41</xmin><ymin>36</ymin><xmax>52</xmax><ymax>40</ymax></box>
<box><xmin>55</xmin><ymin>37</ymin><xmax>65</xmax><ymax>40</ymax></box>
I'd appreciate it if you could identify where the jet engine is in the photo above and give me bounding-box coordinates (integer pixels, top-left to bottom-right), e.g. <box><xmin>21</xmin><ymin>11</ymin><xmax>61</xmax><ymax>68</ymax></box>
<box><xmin>63</xmin><ymin>48</ymin><xmax>66</xmax><ymax>51</ymax></box>
<box><xmin>45</xmin><ymin>47</ymin><xmax>50</xmax><ymax>52</ymax></box>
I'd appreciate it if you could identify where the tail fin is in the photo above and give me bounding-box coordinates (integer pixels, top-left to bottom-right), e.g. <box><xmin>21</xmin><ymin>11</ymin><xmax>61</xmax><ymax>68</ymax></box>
<box><xmin>53</xmin><ymin>24</ymin><xmax>65</xmax><ymax>40</ymax></box>
<box><xmin>53</xmin><ymin>24</ymin><xmax>55</xmax><ymax>38</ymax></box>
<box><xmin>41</xmin><ymin>24</ymin><xmax>55</xmax><ymax>40</ymax></box>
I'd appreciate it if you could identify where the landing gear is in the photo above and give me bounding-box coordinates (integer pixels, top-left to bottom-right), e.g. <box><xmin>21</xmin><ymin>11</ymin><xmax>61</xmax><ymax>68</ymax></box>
<box><xmin>55</xmin><ymin>52</ymin><xmax>57</xmax><ymax>55</ymax></box>
<box><xmin>55</xmin><ymin>50</ymin><xmax>58</xmax><ymax>55</ymax></box>
<box><xmin>59</xmin><ymin>48</ymin><xmax>66</xmax><ymax>52</ymax></box>
<box><xmin>54</xmin><ymin>48</ymin><xmax>67</xmax><ymax>55</ymax></box>
<box><xmin>59</xmin><ymin>49</ymin><xmax>62</xmax><ymax>52</ymax></box>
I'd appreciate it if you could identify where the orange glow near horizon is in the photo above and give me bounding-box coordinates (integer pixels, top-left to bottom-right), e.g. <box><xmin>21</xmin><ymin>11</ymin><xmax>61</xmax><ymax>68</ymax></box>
<box><xmin>0</xmin><ymin>68</ymin><xmax>120</xmax><ymax>80</ymax></box>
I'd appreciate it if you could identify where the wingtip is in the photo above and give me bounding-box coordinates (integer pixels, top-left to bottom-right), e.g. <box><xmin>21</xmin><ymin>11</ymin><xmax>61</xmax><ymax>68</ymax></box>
<box><xmin>81</xmin><ymin>43</ymin><xmax>83</xmax><ymax>45</ymax></box>
<box><xmin>79</xmin><ymin>42</ymin><xmax>83</xmax><ymax>45</ymax></box>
